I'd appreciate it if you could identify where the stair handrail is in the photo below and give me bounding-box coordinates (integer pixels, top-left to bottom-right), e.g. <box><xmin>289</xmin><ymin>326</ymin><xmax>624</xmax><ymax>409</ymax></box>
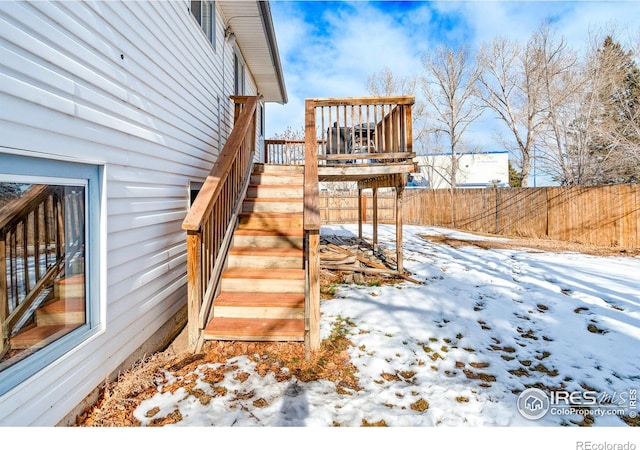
<box><xmin>182</xmin><ymin>95</ymin><xmax>258</xmax><ymax>350</ymax></box>
<box><xmin>0</xmin><ymin>185</ymin><xmax>66</xmax><ymax>360</ymax></box>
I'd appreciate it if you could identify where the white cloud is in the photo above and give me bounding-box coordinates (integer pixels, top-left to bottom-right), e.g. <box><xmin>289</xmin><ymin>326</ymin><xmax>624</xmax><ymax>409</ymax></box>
<box><xmin>266</xmin><ymin>0</ymin><xmax>640</xmax><ymax>164</ymax></box>
<box><xmin>267</xmin><ymin>1</ymin><xmax>427</xmax><ymax>136</ymax></box>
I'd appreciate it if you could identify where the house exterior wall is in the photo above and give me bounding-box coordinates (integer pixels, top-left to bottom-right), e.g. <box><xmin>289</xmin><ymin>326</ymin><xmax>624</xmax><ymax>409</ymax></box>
<box><xmin>0</xmin><ymin>0</ymin><xmax>262</xmax><ymax>425</ymax></box>
<box><xmin>415</xmin><ymin>152</ymin><xmax>510</xmax><ymax>189</ymax></box>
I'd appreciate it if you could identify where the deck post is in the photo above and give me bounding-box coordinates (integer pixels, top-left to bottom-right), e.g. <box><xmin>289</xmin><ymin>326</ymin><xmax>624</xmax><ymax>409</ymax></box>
<box><xmin>358</xmin><ymin>188</ymin><xmax>363</xmax><ymax>240</ymax></box>
<box><xmin>303</xmin><ymin>99</ymin><xmax>321</xmax><ymax>356</ymax></box>
<box><xmin>373</xmin><ymin>187</ymin><xmax>378</xmax><ymax>250</ymax></box>
<box><xmin>306</xmin><ymin>230</ymin><xmax>320</xmax><ymax>356</ymax></box>
<box><xmin>396</xmin><ymin>186</ymin><xmax>404</xmax><ymax>274</ymax></box>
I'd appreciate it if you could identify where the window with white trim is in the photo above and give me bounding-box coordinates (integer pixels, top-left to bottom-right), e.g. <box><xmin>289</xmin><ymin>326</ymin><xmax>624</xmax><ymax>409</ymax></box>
<box><xmin>191</xmin><ymin>0</ymin><xmax>216</xmax><ymax>49</ymax></box>
<box><xmin>259</xmin><ymin>103</ymin><xmax>265</xmax><ymax>137</ymax></box>
<box><xmin>234</xmin><ymin>51</ymin><xmax>245</xmax><ymax>95</ymax></box>
<box><xmin>0</xmin><ymin>154</ymin><xmax>101</xmax><ymax>395</ymax></box>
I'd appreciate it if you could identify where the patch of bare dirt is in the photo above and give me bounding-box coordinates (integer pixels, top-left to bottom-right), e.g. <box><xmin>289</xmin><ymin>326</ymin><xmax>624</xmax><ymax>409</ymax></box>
<box><xmin>420</xmin><ymin>233</ymin><xmax>640</xmax><ymax>257</ymax></box>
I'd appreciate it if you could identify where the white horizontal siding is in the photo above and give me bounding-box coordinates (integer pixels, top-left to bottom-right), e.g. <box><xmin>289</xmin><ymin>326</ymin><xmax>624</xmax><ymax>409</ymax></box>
<box><xmin>0</xmin><ymin>0</ymin><xmax>264</xmax><ymax>425</ymax></box>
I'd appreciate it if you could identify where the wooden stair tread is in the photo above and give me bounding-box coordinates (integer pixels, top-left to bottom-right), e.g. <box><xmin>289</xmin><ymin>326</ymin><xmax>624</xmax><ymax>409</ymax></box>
<box><xmin>222</xmin><ymin>268</ymin><xmax>305</xmax><ymax>280</ymax></box>
<box><xmin>215</xmin><ymin>292</ymin><xmax>304</xmax><ymax>308</ymax></box>
<box><xmin>238</xmin><ymin>212</ymin><xmax>304</xmax><ymax>230</ymax></box>
<box><xmin>247</xmin><ymin>184</ymin><xmax>303</xmax><ymax>189</ymax></box>
<box><xmin>55</xmin><ymin>274</ymin><xmax>84</xmax><ymax>285</ymax></box>
<box><xmin>204</xmin><ymin>317</ymin><xmax>304</xmax><ymax>338</ymax></box>
<box><xmin>10</xmin><ymin>323</ymin><xmax>82</xmax><ymax>349</ymax></box>
<box><xmin>38</xmin><ymin>297</ymin><xmax>85</xmax><ymax>314</ymax></box>
<box><xmin>233</xmin><ymin>228</ymin><xmax>303</xmax><ymax>237</ymax></box>
<box><xmin>228</xmin><ymin>247</ymin><xmax>303</xmax><ymax>257</ymax></box>
<box><xmin>253</xmin><ymin>165</ymin><xmax>305</xmax><ymax>174</ymax></box>
<box><xmin>243</xmin><ymin>198</ymin><xmax>302</xmax><ymax>203</ymax></box>
<box><xmin>239</xmin><ymin>212</ymin><xmax>303</xmax><ymax>217</ymax></box>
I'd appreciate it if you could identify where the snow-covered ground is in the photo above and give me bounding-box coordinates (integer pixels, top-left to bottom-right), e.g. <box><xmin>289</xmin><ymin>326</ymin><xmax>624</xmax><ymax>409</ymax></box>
<box><xmin>99</xmin><ymin>224</ymin><xmax>638</xmax><ymax>446</ymax></box>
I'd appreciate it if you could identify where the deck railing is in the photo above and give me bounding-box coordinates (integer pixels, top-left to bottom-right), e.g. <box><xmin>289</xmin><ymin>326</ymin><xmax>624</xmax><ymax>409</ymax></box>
<box><xmin>0</xmin><ymin>185</ymin><xmax>82</xmax><ymax>359</ymax></box>
<box><xmin>264</xmin><ymin>139</ymin><xmax>305</xmax><ymax>165</ymax></box>
<box><xmin>312</xmin><ymin>96</ymin><xmax>414</xmax><ymax>165</ymax></box>
<box><xmin>182</xmin><ymin>96</ymin><xmax>258</xmax><ymax>350</ymax></box>
<box><xmin>267</xmin><ymin>97</ymin><xmax>414</xmax><ymax>167</ymax></box>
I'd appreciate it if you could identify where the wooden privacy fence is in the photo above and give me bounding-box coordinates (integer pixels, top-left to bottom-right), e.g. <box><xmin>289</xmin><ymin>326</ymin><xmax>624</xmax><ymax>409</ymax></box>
<box><xmin>320</xmin><ymin>191</ymin><xmax>395</xmax><ymax>224</ymax></box>
<box><xmin>320</xmin><ymin>185</ymin><xmax>640</xmax><ymax>248</ymax></box>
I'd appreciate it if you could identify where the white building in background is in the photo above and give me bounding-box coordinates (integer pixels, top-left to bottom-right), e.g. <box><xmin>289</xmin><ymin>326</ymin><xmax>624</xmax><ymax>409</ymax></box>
<box><xmin>412</xmin><ymin>152</ymin><xmax>510</xmax><ymax>189</ymax></box>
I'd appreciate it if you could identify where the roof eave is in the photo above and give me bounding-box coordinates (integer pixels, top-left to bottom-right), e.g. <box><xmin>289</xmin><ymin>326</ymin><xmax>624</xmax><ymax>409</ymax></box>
<box><xmin>218</xmin><ymin>1</ymin><xmax>287</xmax><ymax>104</ymax></box>
<box><xmin>257</xmin><ymin>1</ymin><xmax>287</xmax><ymax>104</ymax></box>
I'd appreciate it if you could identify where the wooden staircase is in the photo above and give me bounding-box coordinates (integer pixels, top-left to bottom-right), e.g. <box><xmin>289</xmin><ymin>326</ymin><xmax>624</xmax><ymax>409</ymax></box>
<box><xmin>9</xmin><ymin>274</ymin><xmax>85</xmax><ymax>351</ymax></box>
<box><xmin>203</xmin><ymin>164</ymin><xmax>306</xmax><ymax>342</ymax></box>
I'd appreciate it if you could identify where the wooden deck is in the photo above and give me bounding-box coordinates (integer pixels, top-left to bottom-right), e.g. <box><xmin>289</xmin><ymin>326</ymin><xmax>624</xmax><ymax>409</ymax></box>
<box><xmin>318</xmin><ymin>161</ymin><xmax>416</xmax><ymax>183</ymax></box>
<box><xmin>265</xmin><ymin>96</ymin><xmax>417</xmax><ymax>186</ymax></box>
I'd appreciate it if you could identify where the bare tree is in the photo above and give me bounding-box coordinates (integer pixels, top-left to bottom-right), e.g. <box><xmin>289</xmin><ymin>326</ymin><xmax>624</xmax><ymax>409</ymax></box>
<box><xmin>367</xmin><ymin>66</ymin><xmax>429</xmax><ymax>152</ymax></box>
<box><xmin>269</xmin><ymin>125</ymin><xmax>305</xmax><ymax>141</ymax></box>
<box><xmin>367</xmin><ymin>65</ymin><xmax>417</xmax><ymax>97</ymax></box>
<box><xmin>539</xmin><ymin>29</ymin><xmax>640</xmax><ymax>185</ymax></box>
<box><xmin>480</xmin><ymin>24</ymin><xmax>640</xmax><ymax>187</ymax></box>
<box><xmin>421</xmin><ymin>45</ymin><xmax>482</xmax><ymax>187</ymax></box>
<box><xmin>268</xmin><ymin>125</ymin><xmax>305</xmax><ymax>165</ymax></box>
<box><xmin>530</xmin><ymin>26</ymin><xmax>585</xmax><ymax>185</ymax></box>
<box><xmin>477</xmin><ymin>32</ymin><xmax>550</xmax><ymax>187</ymax></box>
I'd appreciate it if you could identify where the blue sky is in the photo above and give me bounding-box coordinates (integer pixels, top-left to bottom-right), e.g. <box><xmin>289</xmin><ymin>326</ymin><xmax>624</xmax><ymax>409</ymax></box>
<box><xmin>265</xmin><ymin>0</ymin><xmax>640</xmax><ymax>174</ymax></box>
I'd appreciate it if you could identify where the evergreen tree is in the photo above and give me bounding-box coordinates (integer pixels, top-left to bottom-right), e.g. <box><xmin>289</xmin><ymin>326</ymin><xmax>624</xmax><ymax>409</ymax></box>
<box><xmin>591</xmin><ymin>36</ymin><xmax>640</xmax><ymax>184</ymax></box>
<box><xmin>508</xmin><ymin>161</ymin><xmax>523</xmax><ymax>187</ymax></box>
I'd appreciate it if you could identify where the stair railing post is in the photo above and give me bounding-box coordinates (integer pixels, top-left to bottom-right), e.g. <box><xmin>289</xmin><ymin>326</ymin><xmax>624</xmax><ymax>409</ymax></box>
<box><xmin>0</xmin><ymin>239</ymin><xmax>7</xmax><ymax>358</ymax></box>
<box><xmin>186</xmin><ymin>231</ymin><xmax>203</xmax><ymax>350</ymax></box>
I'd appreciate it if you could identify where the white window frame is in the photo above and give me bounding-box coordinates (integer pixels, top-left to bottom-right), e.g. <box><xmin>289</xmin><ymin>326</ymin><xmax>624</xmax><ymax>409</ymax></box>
<box><xmin>190</xmin><ymin>0</ymin><xmax>216</xmax><ymax>50</ymax></box>
<box><xmin>0</xmin><ymin>154</ymin><xmax>103</xmax><ymax>396</ymax></box>
<box><xmin>234</xmin><ymin>50</ymin><xmax>245</xmax><ymax>96</ymax></box>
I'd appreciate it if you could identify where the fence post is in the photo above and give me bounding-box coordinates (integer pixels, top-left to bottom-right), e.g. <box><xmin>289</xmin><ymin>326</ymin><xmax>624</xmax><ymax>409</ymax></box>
<box><xmin>545</xmin><ymin>188</ymin><xmax>550</xmax><ymax>238</ymax></box>
<box><xmin>495</xmin><ymin>187</ymin><xmax>500</xmax><ymax>235</ymax></box>
<box><xmin>396</xmin><ymin>186</ymin><xmax>404</xmax><ymax>274</ymax></box>
<box><xmin>449</xmin><ymin>188</ymin><xmax>455</xmax><ymax>228</ymax></box>
<box><xmin>358</xmin><ymin>188</ymin><xmax>363</xmax><ymax>240</ymax></box>
<box><xmin>373</xmin><ymin>188</ymin><xmax>378</xmax><ymax>249</ymax></box>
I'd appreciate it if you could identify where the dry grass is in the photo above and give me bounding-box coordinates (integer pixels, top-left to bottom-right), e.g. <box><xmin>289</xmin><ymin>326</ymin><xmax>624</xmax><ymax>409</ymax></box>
<box><xmin>420</xmin><ymin>233</ymin><xmax>640</xmax><ymax>257</ymax></box>
<box><xmin>74</xmin><ymin>315</ymin><xmax>359</xmax><ymax>427</ymax></box>
<box><xmin>74</xmin><ymin>352</ymin><xmax>173</xmax><ymax>427</ymax></box>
